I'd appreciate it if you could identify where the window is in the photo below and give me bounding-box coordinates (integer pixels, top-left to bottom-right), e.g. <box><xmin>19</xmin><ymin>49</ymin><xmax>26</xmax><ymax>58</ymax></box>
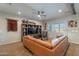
<box><xmin>54</xmin><ymin>23</ymin><xmax>60</xmax><ymax>34</ymax></box>
<box><xmin>60</xmin><ymin>23</ymin><xmax>67</xmax><ymax>35</ymax></box>
<box><xmin>48</xmin><ymin>24</ymin><xmax>52</xmax><ymax>31</ymax></box>
<box><xmin>48</xmin><ymin>22</ymin><xmax>67</xmax><ymax>35</ymax></box>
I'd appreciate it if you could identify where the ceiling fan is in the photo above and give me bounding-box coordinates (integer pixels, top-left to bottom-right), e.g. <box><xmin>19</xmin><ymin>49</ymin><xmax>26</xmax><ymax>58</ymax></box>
<box><xmin>32</xmin><ymin>10</ymin><xmax>46</xmax><ymax>18</ymax></box>
<box><xmin>37</xmin><ymin>10</ymin><xmax>46</xmax><ymax>17</ymax></box>
<box><xmin>32</xmin><ymin>10</ymin><xmax>46</xmax><ymax>19</ymax></box>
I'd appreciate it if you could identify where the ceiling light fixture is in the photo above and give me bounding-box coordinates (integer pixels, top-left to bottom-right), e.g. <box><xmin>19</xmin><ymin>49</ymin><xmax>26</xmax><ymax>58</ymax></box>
<box><xmin>18</xmin><ymin>11</ymin><xmax>21</xmax><ymax>15</ymax></box>
<box><xmin>37</xmin><ymin>15</ymin><xmax>41</xmax><ymax>17</ymax></box>
<box><xmin>37</xmin><ymin>15</ymin><xmax>41</xmax><ymax>20</ymax></box>
<box><xmin>58</xmin><ymin>9</ymin><xmax>62</xmax><ymax>13</ymax></box>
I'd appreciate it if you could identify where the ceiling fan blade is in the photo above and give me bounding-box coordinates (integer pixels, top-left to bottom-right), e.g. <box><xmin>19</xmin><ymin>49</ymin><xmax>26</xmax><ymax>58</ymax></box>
<box><xmin>40</xmin><ymin>15</ymin><xmax>46</xmax><ymax>17</ymax></box>
<box><xmin>41</xmin><ymin>11</ymin><xmax>44</xmax><ymax>14</ymax></box>
<box><xmin>38</xmin><ymin>11</ymin><xmax>40</xmax><ymax>15</ymax></box>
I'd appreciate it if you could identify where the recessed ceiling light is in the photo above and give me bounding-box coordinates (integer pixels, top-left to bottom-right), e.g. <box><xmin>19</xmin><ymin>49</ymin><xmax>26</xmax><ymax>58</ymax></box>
<box><xmin>18</xmin><ymin>11</ymin><xmax>21</xmax><ymax>15</ymax></box>
<box><xmin>58</xmin><ymin>9</ymin><xmax>62</xmax><ymax>13</ymax></box>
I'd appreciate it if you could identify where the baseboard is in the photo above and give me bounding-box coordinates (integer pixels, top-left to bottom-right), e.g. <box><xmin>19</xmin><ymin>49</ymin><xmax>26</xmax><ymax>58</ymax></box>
<box><xmin>0</xmin><ymin>40</ymin><xmax>21</xmax><ymax>45</ymax></box>
<box><xmin>69</xmin><ymin>41</ymin><xmax>79</xmax><ymax>45</ymax></box>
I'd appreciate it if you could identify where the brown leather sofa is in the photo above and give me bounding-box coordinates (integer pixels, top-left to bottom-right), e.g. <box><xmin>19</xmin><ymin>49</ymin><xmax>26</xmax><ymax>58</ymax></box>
<box><xmin>23</xmin><ymin>35</ymin><xmax>70</xmax><ymax>56</ymax></box>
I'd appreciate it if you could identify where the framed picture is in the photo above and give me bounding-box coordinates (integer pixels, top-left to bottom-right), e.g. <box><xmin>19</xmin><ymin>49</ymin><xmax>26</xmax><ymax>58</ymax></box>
<box><xmin>68</xmin><ymin>20</ymin><xmax>77</xmax><ymax>27</ymax></box>
<box><xmin>7</xmin><ymin>19</ymin><xmax>17</xmax><ymax>31</ymax></box>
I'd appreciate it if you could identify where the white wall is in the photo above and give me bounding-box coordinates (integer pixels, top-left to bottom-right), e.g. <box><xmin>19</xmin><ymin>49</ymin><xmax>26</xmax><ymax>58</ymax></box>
<box><xmin>0</xmin><ymin>14</ymin><xmax>22</xmax><ymax>45</ymax></box>
<box><xmin>47</xmin><ymin>14</ymin><xmax>79</xmax><ymax>44</ymax></box>
<box><xmin>0</xmin><ymin>13</ymin><xmax>42</xmax><ymax>45</ymax></box>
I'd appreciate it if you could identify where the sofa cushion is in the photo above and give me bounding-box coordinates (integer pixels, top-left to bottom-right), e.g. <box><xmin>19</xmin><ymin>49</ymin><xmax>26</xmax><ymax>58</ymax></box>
<box><xmin>51</xmin><ymin>35</ymin><xmax>66</xmax><ymax>47</ymax></box>
<box><xmin>51</xmin><ymin>38</ymin><xmax>60</xmax><ymax>47</ymax></box>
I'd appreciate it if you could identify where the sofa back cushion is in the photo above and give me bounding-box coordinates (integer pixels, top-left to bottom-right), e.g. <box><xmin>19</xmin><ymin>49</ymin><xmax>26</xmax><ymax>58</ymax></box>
<box><xmin>23</xmin><ymin>35</ymin><xmax>52</xmax><ymax>49</ymax></box>
<box><xmin>23</xmin><ymin>35</ymin><xmax>66</xmax><ymax>49</ymax></box>
<box><xmin>23</xmin><ymin>35</ymin><xmax>33</xmax><ymax>39</ymax></box>
<box><xmin>32</xmin><ymin>38</ymin><xmax>52</xmax><ymax>49</ymax></box>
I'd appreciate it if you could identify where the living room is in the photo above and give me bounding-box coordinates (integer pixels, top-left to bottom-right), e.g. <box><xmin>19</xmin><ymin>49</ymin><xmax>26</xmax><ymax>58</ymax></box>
<box><xmin>0</xmin><ymin>3</ymin><xmax>79</xmax><ymax>56</ymax></box>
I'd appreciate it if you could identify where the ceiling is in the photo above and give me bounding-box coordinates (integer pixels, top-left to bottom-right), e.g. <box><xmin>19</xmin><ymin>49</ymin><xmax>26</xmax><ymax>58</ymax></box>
<box><xmin>0</xmin><ymin>3</ymin><xmax>79</xmax><ymax>20</ymax></box>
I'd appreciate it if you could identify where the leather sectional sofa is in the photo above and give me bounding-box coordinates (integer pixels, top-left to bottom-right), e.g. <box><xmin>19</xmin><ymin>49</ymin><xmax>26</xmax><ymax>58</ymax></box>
<box><xmin>23</xmin><ymin>35</ymin><xmax>70</xmax><ymax>56</ymax></box>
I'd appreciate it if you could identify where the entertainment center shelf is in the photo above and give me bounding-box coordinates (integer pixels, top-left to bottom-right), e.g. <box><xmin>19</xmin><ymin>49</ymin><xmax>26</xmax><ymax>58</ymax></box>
<box><xmin>21</xmin><ymin>20</ymin><xmax>48</xmax><ymax>41</ymax></box>
<box><xmin>21</xmin><ymin>20</ymin><xmax>42</xmax><ymax>41</ymax></box>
